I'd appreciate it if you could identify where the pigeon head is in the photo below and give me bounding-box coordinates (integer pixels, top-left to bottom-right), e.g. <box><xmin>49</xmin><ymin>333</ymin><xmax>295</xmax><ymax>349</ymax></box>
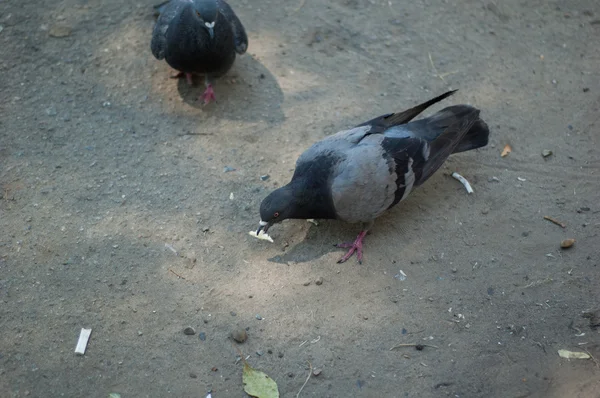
<box><xmin>192</xmin><ymin>0</ymin><xmax>218</xmax><ymax>39</ymax></box>
<box><xmin>257</xmin><ymin>187</ymin><xmax>295</xmax><ymax>234</ymax></box>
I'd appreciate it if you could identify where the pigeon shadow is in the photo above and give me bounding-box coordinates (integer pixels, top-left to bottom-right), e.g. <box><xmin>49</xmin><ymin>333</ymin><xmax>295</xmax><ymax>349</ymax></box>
<box><xmin>267</xmin><ymin>221</ymin><xmax>361</xmax><ymax>264</ymax></box>
<box><xmin>176</xmin><ymin>54</ymin><xmax>285</xmax><ymax>124</ymax></box>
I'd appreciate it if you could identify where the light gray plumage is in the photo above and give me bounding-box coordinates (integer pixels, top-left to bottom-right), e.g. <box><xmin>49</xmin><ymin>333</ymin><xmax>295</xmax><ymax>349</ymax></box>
<box><xmin>257</xmin><ymin>90</ymin><xmax>490</xmax><ymax>263</ymax></box>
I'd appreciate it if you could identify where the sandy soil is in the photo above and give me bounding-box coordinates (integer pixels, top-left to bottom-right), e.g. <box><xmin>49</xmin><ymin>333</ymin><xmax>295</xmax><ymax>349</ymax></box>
<box><xmin>1</xmin><ymin>0</ymin><xmax>600</xmax><ymax>397</ymax></box>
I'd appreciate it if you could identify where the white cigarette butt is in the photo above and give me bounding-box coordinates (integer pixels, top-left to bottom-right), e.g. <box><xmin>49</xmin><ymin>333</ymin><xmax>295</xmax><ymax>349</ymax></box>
<box><xmin>75</xmin><ymin>328</ymin><xmax>92</xmax><ymax>355</ymax></box>
<box><xmin>451</xmin><ymin>172</ymin><xmax>474</xmax><ymax>194</ymax></box>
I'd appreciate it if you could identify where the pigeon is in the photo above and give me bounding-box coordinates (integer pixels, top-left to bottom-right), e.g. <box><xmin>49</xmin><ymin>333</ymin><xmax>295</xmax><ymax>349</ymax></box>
<box><xmin>151</xmin><ymin>0</ymin><xmax>248</xmax><ymax>104</ymax></box>
<box><xmin>257</xmin><ymin>90</ymin><xmax>489</xmax><ymax>263</ymax></box>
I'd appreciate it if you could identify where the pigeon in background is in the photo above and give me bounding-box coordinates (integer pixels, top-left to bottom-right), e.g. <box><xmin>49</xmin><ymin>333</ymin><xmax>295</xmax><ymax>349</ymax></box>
<box><xmin>257</xmin><ymin>90</ymin><xmax>489</xmax><ymax>263</ymax></box>
<box><xmin>151</xmin><ymin>0</ymin><xmax>248</xmax><ymax>104</ymax></box>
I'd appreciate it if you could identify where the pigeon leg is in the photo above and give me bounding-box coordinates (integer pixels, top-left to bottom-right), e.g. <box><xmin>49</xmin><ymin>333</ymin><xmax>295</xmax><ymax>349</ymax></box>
<box><xmin>336</xmin><ymin>230</ymin><xmax>368</xmax><ymax>264</ymax></box>
<box><xmin>201</xmin><ymin>76</ymin><xmax>216</xmax><ymax>104</ymax></box>
<box><xmin>170</xmin><ymin>72</ymin><xmax>194</xmax><ymax>86</ymax></box>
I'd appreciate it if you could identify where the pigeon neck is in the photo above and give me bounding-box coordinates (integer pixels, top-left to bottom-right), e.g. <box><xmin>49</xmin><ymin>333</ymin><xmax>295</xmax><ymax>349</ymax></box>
<box><xmin>286</xmin><ymin>177</ymin><xmax>337</xmax><ymax>220</ymax></box>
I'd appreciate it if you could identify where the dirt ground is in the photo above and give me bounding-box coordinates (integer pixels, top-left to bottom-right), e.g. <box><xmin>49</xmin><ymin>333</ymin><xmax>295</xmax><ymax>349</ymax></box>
<box><xmin>1</xmin><ymin>0</ymin><xmax>600</xmax><ymax>397</ymax></box>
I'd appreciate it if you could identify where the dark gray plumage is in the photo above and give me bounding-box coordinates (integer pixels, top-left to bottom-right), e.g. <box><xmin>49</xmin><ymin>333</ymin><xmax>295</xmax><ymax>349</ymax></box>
<box><xmin>257</xmin><ymin>90</ymin><xmax>490</xmax><ymax>263</ymax></box>
<box><xmin>151</xmin><ymin>0</ymin><xmax>248</xmax><ymax>103</ymax></box>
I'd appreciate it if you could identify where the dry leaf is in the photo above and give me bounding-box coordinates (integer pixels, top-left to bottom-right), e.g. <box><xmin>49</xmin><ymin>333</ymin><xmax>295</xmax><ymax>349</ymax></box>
<box><xmin>501</xmin><ymin>144</ymin><xmax>512</xmax><ymax>157</ymax></box>
<box><xmin>558</xmin><ymin>349</ymin><xmax>590</xmax><ymax>359</ymax></box>
<box><xmin>243</xmin><ymin>362</ymin><xmax>279</xmax><ymax>398</ymax></box>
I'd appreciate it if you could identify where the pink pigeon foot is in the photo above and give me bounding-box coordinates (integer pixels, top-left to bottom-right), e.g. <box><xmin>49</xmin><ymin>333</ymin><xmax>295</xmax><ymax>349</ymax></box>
<box><xmin>336</xmin><ymin>230</ymin><xmax>368</xmax><ymax>264</ymax></box>
<box><xmin>201</xmin><ymin>83</ymin><xmax>216</xmax><ymax>104</ymax></box>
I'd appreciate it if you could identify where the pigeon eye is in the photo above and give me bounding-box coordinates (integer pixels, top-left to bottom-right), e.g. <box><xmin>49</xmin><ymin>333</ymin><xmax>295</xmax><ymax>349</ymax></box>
<box><xmin>273</xmin><ymin>212</ymin><xmax>280</xmax><ymax>218</ymax></box>
<box><xmin>196</xmin><ymin>10</ymin><xmax>202</xmax><ymax>18</ymax></box>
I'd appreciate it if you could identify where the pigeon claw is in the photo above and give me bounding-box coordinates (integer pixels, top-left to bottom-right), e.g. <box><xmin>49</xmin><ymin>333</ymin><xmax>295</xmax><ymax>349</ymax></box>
<box><xmin>202</xmin><ymin>84</ymin><xmax>216</xmax><ymax>105</ymax></box>
<box><xmin>336</xmin><ymin>230</ymin><xmax>367</xmax><ymax>264</ymax></box>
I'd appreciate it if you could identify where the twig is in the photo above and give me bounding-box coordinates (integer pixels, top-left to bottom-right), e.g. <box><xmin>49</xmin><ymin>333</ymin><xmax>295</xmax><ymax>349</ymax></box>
<box><xmin>543</xmin><ymin>215</ymin><xmax>566</xmax><ymax>228</ymax></box>
<box><xmin>168</xmin><ymin>268</ymin><xmax>186</xmax><ymax>279</ymax></box>
<box><xmin>452</xmin><ymin>172</ymin><xmax>474</xmax><ymax>193</ymax></box>
<box><xmin>581</xmin><ymin>347</ymin><xmax>600</xmax><ymax>368</ymax></box>
<box><xmin>291</xmin><ymin>0</ymin><xmax>306</xmax><ymax>14</ymax></box>
<box><xmin>389</xmin><ymin>343</ymin><xmax>439</xmax><ymax>351</ymax></box>
<box><xmin>296</xmin><ymin>361</ymin><xmax>312</xmax><ymax>398</ymax></box>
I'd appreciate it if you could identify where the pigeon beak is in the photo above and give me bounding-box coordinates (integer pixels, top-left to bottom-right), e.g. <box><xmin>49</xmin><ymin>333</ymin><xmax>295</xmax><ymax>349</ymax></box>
<box><xmin>256</xmin><ymin>220</ymin><xmax>269</xmax><ymax>235</ymax></box>
<box><xmin>204</xmin><ymin>22</ymin><xmax>215</xmax><ymax>39</ymax></box>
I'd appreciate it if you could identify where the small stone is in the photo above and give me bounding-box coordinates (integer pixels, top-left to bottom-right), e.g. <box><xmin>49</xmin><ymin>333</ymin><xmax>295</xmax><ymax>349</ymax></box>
<box><xmin>189</xmin><ymin>372</ymin><xmax>197</xmax><ymax>378</ymax></box>
<box><xmin>211</xmin><ymin>367</ymin><xmax>218</xmax><ymax>372</ymax></box>
<box><xmin>288</xmin><ymin>372</ymin><xmax>294</xmax><ymax>378</ymax></box>
<box><xmin>583</xmin><ymin>87</ymin><xmax>590</xmax><ymax>93</ymax></box>
<box><xmin>451</xmin><ymin>268</ymin><xmax>457</xmax><ymax>273</ymax></box>
<box><xmin>542</xmin><ymin>149</ymin><xmax>553</xmax><ymax>158</ymax></box>
<box><xmin>488</xmin><ymin>176</ymin><xmax>500</xmax><ymax>183</ymax></box>
<box><xmin>522</xmin><ymin>231</ymin><xmax>529</xmax><ymax>237</ymax></box>
<box><xmin>45</xmin><ymin>107</ymin><xmax>57</xmax><ymax>116</ymax></box>
<box><xmin>49</xmin><ymin>25</ymin><xmax>72</xmax><ymax>37</ymax></box>
<box><xmin>230</xmin><ymin>311</ymin><xmax>237</xmax><ymax>316</ymax></box>
<box><xmin>255</xmin><ymin>314</ymin><xmax>263</xmax><ymax>320</ymax></box>
<box><xmin>578</xmin><ymin>207</ymin><xmax>590</xmax><ymax>213</ymax></box>
<box><xmin>137</xmin><ymin>331</ymin><xmax>143</xmax><ymax>336</ymax></box>
<box><xmin>260</xmin><ymin>174</ymin><xmax>270</xmax><ymax>181</ymax></box>
<box><xmin>256</xmin><ymin>350</ymin><xmax>263</xmax><ymax>356</ymax></box>
<box><xmin>231</xmin><ymin>328</ymin><xmax>247</xmax><ymax>343</ymax></box>
<box><xmin>315</xmin><ymin>277</ymin><xmax>324</xmax><ymax>285</ymax></box>
<box><xmin>223</xmin><ymin>166</ymin><xmax>236</xmax><ymax>173</ymax></box>
<box><xmin>267</xmin><ymin>349</ymin><xmax>273</xmax><ymax>354</ymax></box>
<box><xmin>560</xmin><ymin>238</ymin><xmax>575</xmax><ymax>249</ymax></box>
<box><xmin>278</xmin><ymin>352</ymin><xmax>284</xmax><ymax>358</ymax></box>
<box><xmin>183</xmin><ymin>327</ymin><xmax>196</xmax><ymax>335</ymax></box>
<box><xmin>313</xmin><ymin>368</ymin><xmax>322</xmax><ymax>377</ymax></box>
<box><xmin>199</xmin><ymin>332</ymin><xmax>206</xmax><ymax>341</ymax></box>
<box><xmin>302</xmin><ymin>280</ymin><xmax>311</xmax><ymax>286</ymax></box>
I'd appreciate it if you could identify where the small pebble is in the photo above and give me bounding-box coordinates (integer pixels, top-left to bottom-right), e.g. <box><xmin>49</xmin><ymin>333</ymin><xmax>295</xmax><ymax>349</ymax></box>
<box><xmin>578</xmin><ymin>207</ymin><xmax>590</xmax><ymax>213</ymax></box>
<box><xmin>256</xmin><ymin>350</ymin><xmax>263</xmax><ymax>356</ymax></box>
<box><xmin>451</xmin><ymin>268</ymin><xmax>457</xmax><ymax>273</ymax></box>
<box><xmin>488</xmin><ymin>176</ymin><xmax>500</xmax><ymax>183</ymax></box>
<box><xmin>267</xmin><ymin>349</ymin><xmax>273</xmax><ymax>354</ymax></box>
<box><xmin>288</xmin><ymin>372</ymin><xmax>294</xmax><ymax>378</ymax></box>
<box><xmin>542</xmin><ymin>149</ymin><xmax>553</xmax><ymax>158</ymax></box>
<box><xmin>315</xmin><ymin>277</ymin><xmax>324</xmax><ymax>285</ymax></box>
<box><xmin>255</xmin><ymin>314</ymin><xmax>263</xmax><ymax>320</ymax></box>
<box><xmin>303</xmin><ymin>280</ymin><xmax>311</xmax><ymax>286</ymax></box>
<box><xmin>183</xmin><ymin>327</ymin><xmax>196</xmax><ymax>335</ymax></box>
<box><xmin>260</xmin><ymin>174</ymin><xmax>270</xmax><ymax>181</ymax></box>
<box><xmin>189</xmin><ymin>372</ymin><xmax>197</xmax><ymax>379</ymax></box>
<box><xmin>583</xmin><ymin>87</ymin><xmax>590</xmax><ymax>92</ymax></box>
<box><xmin>278</xmin><ymin>352</ymin><xmax>284</xmax><ymax>358</ymax></box>
<box><xmin>230</xmin><ymin>311</ymin><xmax>237</xmax><ymax>316</ymax></box>
<box><xmin>560</xmin><ymin>238</ymin><xmax>575</xmax><ymax>249</ymax></box>
<box><xmin>223</xmin><ymin>166</ymin><xmax>236</xmax><ymax>173</ymax></box>
<box><xmin>231</xmin><ymin>328</ymin><xmax>247</xmax><ymax>343</ymax></box>
<box><xmin>199</xmin><ymin>332</ymin><xmax>206</xmax><ymax>341</ymax></box>
<box><xmin>137</xmin><ymin>331</ymin><xmax>143</xmax><ymax>336</ymax></box>
<box><xmin>313</xmin><ymin>369</ymin><xmax>322</xmax><ymax>377</ymax></box>
<box><xmin>49</xmin><ymin>25</ymin><xmax>72</xmax><ymax>37</ymax></box>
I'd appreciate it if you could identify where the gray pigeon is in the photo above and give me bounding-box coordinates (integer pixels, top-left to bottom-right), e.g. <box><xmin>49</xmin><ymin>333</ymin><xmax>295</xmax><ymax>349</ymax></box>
<box><xmin>151</xmin><ymin>0</ymin><xmax>248</xmax><ymax>104</ymax></box>
<box><xmin>257</xmin><ymin>90</ymin><xmax>490</xmax><ymax>263</ymax></box>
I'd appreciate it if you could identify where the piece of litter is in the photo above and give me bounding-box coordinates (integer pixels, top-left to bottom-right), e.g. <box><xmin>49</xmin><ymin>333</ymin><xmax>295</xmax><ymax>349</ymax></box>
<box><xmin>501</xmin><ymin>144</ymin><xmax>512</xmax><ymax>157</ymax></box>
<box><xmin>109</xmin><ymin>394</ymin><xmax>121</xmax><ymax>398</ymax></box>
<box><xmin>249</xmin><ymin>230</ymin><xmax>274</xmax><ymax>243</ymax></box>
<box><xmin>558</xmin><ymin>349</ymin><xmax>590</xmax><ymax>360</ymax></box>
<box><xmin>394</xmin><ymin>270</ymin><xmax>407</xmax><ymax>281</ymax></box>
<box><xmin>451</xmin><ymin>172</ymin><xmax>474</xmax><ymax>194</ymax></box>
<box><xmin>307</xmin><ymin>219</ymin><xmax>319</xmax><ymax>226</ymax></box>
<box><xmin>229</xmin><ymin>192</ymin><xmax>234</xmax><ymax>200</ymax></box>
<box><xmin>517</xmin><ymin>177</ymin><xmax>526</xmax><ymax>182</ymax></box>
<box><xmin>206</xmin><ymin>393</ymin><xmax>212</xmax><ymax>398</ymax></box>
<box><xmin>165</xmin><ymin>243</ymin><xmax>178</xmax><ymax>255</ymax></box>
<box><xmin>543</xmin><ymin>215</ymin><xmax>566</xmax><ymax>228</ymax></box>
<box><xmin>75</xmin><ymin>328</ymin><xmax>92</xmax><ymax>355</ymax></box>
